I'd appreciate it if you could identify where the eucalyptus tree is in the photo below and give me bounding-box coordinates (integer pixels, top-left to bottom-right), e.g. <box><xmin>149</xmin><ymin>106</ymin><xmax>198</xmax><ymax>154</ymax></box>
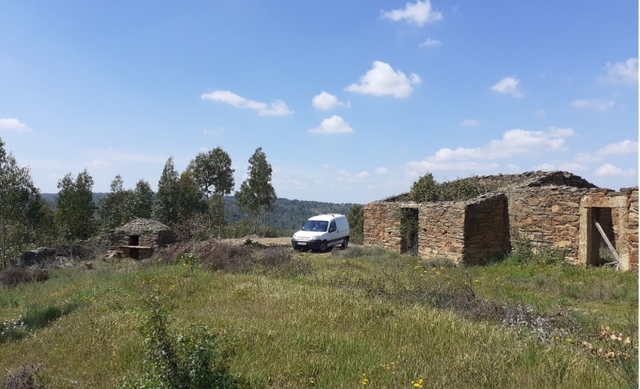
<box><xmin>128</xmin><ymin>179</ymin><xmax>154</xmax><ymax>219</ymax></box>
<box><xmin>0</xmin><ymin>138</ymin><xmax>43</xmax><ymax>268</ymax></box>
<box><xmin>175</xmin><ymin>170</ymin><xmax>206</xmax><ymax>224</ymax></box>
<box><xmin>187</xmin><ymin>147</ymin><xmax>235</xmax><ymax>236</ymax></box>
<box><xmin>347</xmin><ymin>204</ymin><xmax>364</xmax><ymax>244</ymax></box>
<box><xmin>55</xmin><ymin>169</ymin><xmax>97</xmax><ymax>241</ymax></box>
<box><xmin>152</xmin><ymin>158</ymin><xmax>180</xmax><ymax>227</ymax></box>
<box><xmin>235</xmin><ymin>147</ymin><xmax>276</xmax><ymax>235</ymax></box>
<box><xmin>98</xmin><ymin>174</ymin><xmax>133</xmax><ymax>231</ymax></box>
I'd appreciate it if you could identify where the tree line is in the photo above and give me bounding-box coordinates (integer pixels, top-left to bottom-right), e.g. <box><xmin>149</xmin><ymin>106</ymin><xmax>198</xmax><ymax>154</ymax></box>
<box><xmin>0</xmin><ymin>138</ymin><xmax>277</xmax><ymax>269</ymax></box>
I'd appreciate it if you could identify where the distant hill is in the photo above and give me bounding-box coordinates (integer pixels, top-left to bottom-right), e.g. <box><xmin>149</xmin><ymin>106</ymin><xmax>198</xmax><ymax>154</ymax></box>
<box><xmin>41</xmin><ymin>193</ymin><xmax>360</xmax><ymax>232</ymax></box>
<box><xmin>224</xmin><ymin>197</ymin><xmax>359</xmax><ymax>231</ymax></box>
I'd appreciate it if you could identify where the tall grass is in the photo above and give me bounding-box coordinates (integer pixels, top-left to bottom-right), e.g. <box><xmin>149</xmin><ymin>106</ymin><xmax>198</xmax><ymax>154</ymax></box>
<box><xmin>0</xmin><ymin>244</ymin><xmax>636</xmax><ymax>389</ymax></box>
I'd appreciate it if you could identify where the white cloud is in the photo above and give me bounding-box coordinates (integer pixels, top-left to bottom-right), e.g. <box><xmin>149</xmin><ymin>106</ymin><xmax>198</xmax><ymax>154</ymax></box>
<box><xmin>598</xmin><ymin>140</ymin><xmax>638</xmax><ymax>156</ymax></box>
<box><xmin>490</xmin><ymin>77</ymin><xmax>523</xmax><ymax>97</ymax></box>
<box><xmin>0</xmin><ymin>118</ymin><xmax>33</xmax><ymax>132</ymax></box>
<box><xmin>312</xmin><ymin>91</ymin><xmax>349</xmax><ymax>111</ymax></box>
<box><xmin>406</xmin><ymin>127</ymin><xmax>574</xmax><ymax>173</ymax></box>
<box><xmin>595</xmin><ymin>163</ymin><xmax>636</xmax><ymax>177</ymax></box>
<box><xmin>308</xmin><ymin>115</ymin><xmax>354</xmax><ymax>135</ymax></box>
<box><xmin>357</xmin><ymin>171</ymin><xmax>369</xmax><ymax>178</ymax></box>
<box><xmin>574</xmin><ymin>140</ymin><xmax>638</xmax><ymax>164</ymax></box>
<box><xmin>345</xmin><ymin>61</ymin><xmax>421</xmax><ymax>98</ymax></box>
<box><xmin>570</xmin><ymin>99</ymin><xmax>615</xmax><ymax>111</ymax></box>
<box><xmin>381</xmin><ymin>0</ymin><xmax>443</xmax><ymax>26</ymax></box>
<box><xmin>88</xmin><ymin>159</ymin><xmax>112</xmax><ymax>169</ymax></box>
<box><xmin>419</xmin><ymin>38</ymin><xmax>441</xmax><ymax>47</ymax></box>
<box><xmin>460</xmin><ymin>119</ymin><xmax>478</xmax><ymax>127</ymax></box>
<box><xmin>375</xmin><ymin>167</ymin><xmax>388</xmax><ymax>174</ymax></box>
<box><xmin>536</xmin><ymin>162</ymin><xmax>588</xmax><ymax>172</ymax></box>
<box><xmin>600</xmin><ymin>58</ymin><xmax>638</xmax><ymax>85</ymax></box>
<box><xmin>201</xmin><ymin>90</ymin><xmax>293</xmax><ymax>116</ymax></box>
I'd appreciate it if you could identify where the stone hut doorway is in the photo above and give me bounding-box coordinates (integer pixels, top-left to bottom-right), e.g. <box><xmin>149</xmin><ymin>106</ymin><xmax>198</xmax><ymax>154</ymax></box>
<box><xmin>127</xmin><ymin>235</ymin><xmax>141</xmax><ymax>259</ymax></box>
<box><xmin>579</xmin><ymin>194</ymin><xmax>630</xmax><ymax>270</ymax></box>
<box><xmin>399</xmin><ymin>206</ymin><xmax>419</xmax><ymax>256</ymax></box>
<box><xmin>583</xmin><ymin>207</ymin><xmax>616</xmax><ymax>266</ymax></box>
<box><xmin>128</xmin><ymin>235</ymin><xmax>140</xmax><ymax>246</ymax></box>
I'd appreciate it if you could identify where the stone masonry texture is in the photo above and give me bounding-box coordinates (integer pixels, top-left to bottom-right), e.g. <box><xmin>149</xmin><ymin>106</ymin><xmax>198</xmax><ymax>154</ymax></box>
<box><xmin>364</xmin><ymin>171</ymin><xmax>638</xmax><ymax>270</ymax></box>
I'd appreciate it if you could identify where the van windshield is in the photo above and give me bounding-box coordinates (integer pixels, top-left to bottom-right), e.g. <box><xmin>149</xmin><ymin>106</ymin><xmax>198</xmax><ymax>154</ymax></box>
<box><xmin>301</xmin><ymin>220</ymin><xmax>328</xmax><ymax>232</ymax></box>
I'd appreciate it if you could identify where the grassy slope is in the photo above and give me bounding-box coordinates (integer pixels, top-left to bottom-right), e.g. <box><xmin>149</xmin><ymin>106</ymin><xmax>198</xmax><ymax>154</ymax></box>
<box><xmin>0</xmin><ymin>248</ymin><xmax>637</xmax><ymax>389</ymax></box>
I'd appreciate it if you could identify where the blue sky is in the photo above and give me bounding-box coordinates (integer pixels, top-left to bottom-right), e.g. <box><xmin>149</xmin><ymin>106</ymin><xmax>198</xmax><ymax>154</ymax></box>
<box><xmin>0</xmin><ymin>1</ymin><xmax>637</xmax><ymax>204</ymax></box>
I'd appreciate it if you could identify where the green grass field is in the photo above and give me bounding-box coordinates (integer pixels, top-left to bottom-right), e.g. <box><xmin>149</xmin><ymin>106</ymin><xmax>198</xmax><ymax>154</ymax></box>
<box><xmin>0</xmin><ymin>244</ymin><xmax>637</xmax><ymax>389</ymax></box>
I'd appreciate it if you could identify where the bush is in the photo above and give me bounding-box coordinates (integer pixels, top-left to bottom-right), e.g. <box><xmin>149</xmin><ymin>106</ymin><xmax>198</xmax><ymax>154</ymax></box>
<box><xmin>199</xmin><ymin>243</ymin><xmax>254</xmax><ymax>273</ymax></box>
<box><xmin>260</xmin><ymin>247</ymin><xmax>291</xmax><ymax>268</ymax></box>
<box><xmin>0</xmin><ymin>268</ymin><xmax>49</xmax><ymax>288</ymax></box>
<box><xmin>119</xmin><ymin>292</ymin><xmax>248</xmax><ymax>389</ymax></box>
<box><xmin>331</xmin><ymin>246</ymin><xmax>391</xmax><ymax>259</ymax></box>
<box><xmin>259</xmin><ymin>247</ymin><xmax>311</xmax><ymax>277</ymax></box>
<box><xmin>506</xmin><ymin>233</ymin><xmax>565</xmax><ymax>265</ymax></box>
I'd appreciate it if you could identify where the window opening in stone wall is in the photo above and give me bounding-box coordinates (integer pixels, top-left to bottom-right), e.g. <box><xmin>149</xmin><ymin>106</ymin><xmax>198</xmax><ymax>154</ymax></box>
<box><xmin>587</xmin><ymin>207</ymin><xmax>616</xmax><ymax>266</ymax></box>
<box><xmin>399</xmin><ymin>208</ymin><xmax>419</xmax><ymax>256</ymax></box>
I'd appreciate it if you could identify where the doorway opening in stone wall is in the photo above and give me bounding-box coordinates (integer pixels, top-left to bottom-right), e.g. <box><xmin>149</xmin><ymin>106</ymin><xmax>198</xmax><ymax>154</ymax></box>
<box><xmin>128</xmin><ymin>235</ymin><xmax>140</xmax><ymax>246</ymax></box>
<box><xmin>399</xmin><ymin>207</ymin><xmax>419</xmax><ymax>256</ymax></box>
<box><xmin>586</xmin><ymin>207</ymin><xmax>617</xmax><ymax>267</ymax></box>
<box><xmin>128</xmin><ymin>235</ymin><xmax>140</xmax><ymax>259</ymax></box>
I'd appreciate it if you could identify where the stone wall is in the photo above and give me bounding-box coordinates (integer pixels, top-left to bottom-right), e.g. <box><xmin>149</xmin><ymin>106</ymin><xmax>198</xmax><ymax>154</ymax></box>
<box><xmin>418</xmin><ymin>194</ymin><xmax>509</xmax><ymax>264</ymax></box>
<box><xmin>506</xmin><ymin>186</ymin><xmax>588</xmax><ymax>263</ymax></box>
<box><xmin>108</xmin><ymin>218</ymin><xmax>175</xmax><ymax>251</ymax></box>
<box><xmin>471</xmin><ymin>171</ymin><xmax>597</xmax><ymax>191</ymax></box>
<box><xmin>418</xmin><ymin>202</ymin><xmax>465</xmax><ymax>262</ymax></box>
<box><xmin>626</xmin><ymin>188</ymin><xmax>638</xmax><ymax>270</ymax></box>
<box><xmin>463</xmin><ymin>193</ymin><xmax>510</xmax><ymax>264</ymax></box>
<box><xmin>363</xmin><ymin>201</ymin><xmax>404</xmax><ymax>252</ymax></box>
<box><xmin>363</xmin><ymin>171</ymin><xmax>638</xmax><ymax>271</ymax></box>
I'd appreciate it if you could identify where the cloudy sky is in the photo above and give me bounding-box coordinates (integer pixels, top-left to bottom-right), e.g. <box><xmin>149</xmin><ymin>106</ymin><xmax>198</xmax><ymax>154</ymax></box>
<box><xmin>0</xmin><ymin>1</ymin><xmax>637</xmax><ymax>204</ymax></box>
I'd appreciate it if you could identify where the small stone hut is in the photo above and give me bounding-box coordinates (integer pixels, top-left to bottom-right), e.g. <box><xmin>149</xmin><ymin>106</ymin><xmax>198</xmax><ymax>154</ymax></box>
<box><xmin>364</xmin><ymin>171</ymin><xmax>638</xmax><ymax>270</ymax></box>
<box><xmin>108</xmin><ymin>218</ymin><xmax>175</xmax><ymax>259</ymax></box>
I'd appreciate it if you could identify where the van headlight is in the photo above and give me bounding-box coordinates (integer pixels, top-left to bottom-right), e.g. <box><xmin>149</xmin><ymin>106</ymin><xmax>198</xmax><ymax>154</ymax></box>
<box><xmin>310</xmin><ymin>236</ymin><xmax>320</xmax><ymax>241</ymax></box>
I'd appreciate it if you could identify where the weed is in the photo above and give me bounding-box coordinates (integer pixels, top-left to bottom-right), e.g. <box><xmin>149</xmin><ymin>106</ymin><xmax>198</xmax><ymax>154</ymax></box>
<box><xmin>582</xmin><ymin>323</ymin><xmax>638</xmax><ymax>389</ymax></box>
<box><xmin>1</xmin><ymin>364</ymin><xmax>47</xmax><ymax>389</ymax></box>
<box><xmin>21</xmin><ymin>302</ymin><xmax>79</xmax><ymax>330</ymax></box>
<box><xmin>177</xmin><ymin>251</ymin><xmax>199</xmax><ymax>275</ymax></box>
<box><xmin>0</xmin><ymin>318</ymin><xmax>26</xmax><ymax>343</ymax></box>
<box><xmin>419</xmin><ymin>257</ymin><xmax>457</xmax><ymax>269</ymax></box>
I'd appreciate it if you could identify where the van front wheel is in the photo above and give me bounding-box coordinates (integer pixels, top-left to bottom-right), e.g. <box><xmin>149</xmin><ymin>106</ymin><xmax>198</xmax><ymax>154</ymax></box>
<box><xmin>341</xmin><ymin>237</ymin><xmax>349</xmax><ymax>250</ymax></box>
<box><xmin>319</xmin><ymin>241</ymin><xmax>328</xmax><ymax>252</ymax></box>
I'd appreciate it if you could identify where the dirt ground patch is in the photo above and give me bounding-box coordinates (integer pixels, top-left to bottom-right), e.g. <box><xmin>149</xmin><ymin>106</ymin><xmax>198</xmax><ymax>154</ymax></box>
<box><xmin>224</xmin><ymin>236</ymin><xmax>292</xmax><ymax>247</ymax></box>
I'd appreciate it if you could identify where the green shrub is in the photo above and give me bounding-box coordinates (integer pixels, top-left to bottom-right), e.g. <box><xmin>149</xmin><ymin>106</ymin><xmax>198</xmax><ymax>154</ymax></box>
<box><xmin>506</xmin><ymin>233</ymin><xmax>565</xmax><ymax>265</ymax></box>
<box><xmin>119</xmin><ymin>292</ymin><xmax>248</xmax><ymax>389</ymax></box>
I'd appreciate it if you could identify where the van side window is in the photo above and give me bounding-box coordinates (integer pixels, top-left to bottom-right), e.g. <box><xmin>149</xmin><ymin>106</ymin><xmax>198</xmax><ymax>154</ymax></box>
<box><xmin>329</xmin><ymin>220</ymin><xmax>337</xmax><ymax>232</ymax></box>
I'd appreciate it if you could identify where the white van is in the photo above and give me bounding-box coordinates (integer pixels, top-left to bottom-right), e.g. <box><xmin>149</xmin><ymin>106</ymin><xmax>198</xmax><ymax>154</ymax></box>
<box><xmin>291</xmin><ymin>214</ymin><xmax>350</xmax><ymax>252</ymax></box>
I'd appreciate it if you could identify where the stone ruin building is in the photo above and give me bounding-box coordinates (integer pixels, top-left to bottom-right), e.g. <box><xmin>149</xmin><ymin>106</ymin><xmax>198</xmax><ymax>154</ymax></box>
<box><xmin>108</xmin><ymin>218</ymin><xmax>175</xmax><ymax>259</ymax></box>
<box><xmin>364</xmin><ymin>171</ymin><xmax>638</xmax><ymax>271</ymax></box>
